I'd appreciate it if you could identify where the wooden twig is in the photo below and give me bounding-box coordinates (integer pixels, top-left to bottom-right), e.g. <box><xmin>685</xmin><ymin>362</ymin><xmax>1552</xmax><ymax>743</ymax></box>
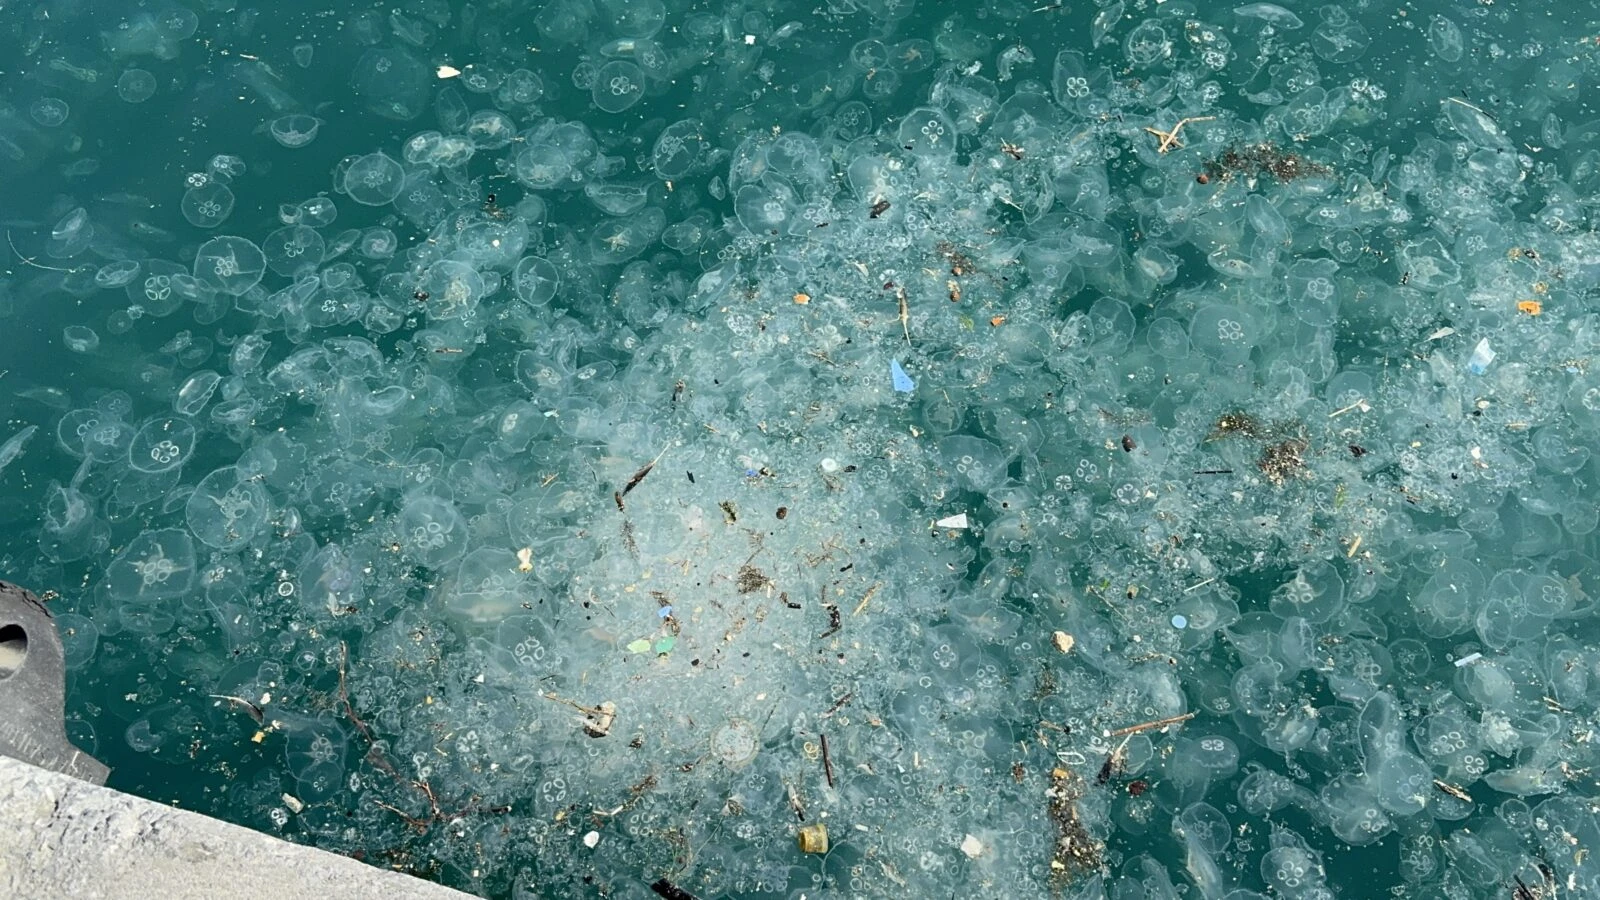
<box><xmin>820</xmin><ymin>733</ymin><xmax>835</xmax><ymax>788</ymax></box>
<box><xmin>1106</xmin><ymin>711</ymin><xmax>1197</xmax><ymax>738</ymax></box>
<box><xmin>1144</xmin><ymin>116</ymin><xmax>1215</xmax><ymax>153</ymax></box>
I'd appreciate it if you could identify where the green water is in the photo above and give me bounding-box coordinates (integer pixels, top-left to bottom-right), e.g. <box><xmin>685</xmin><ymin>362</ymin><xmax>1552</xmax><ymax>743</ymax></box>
<box><xmin>3</xmin><ymin>1</ymin><xmax>1600</xmax><ymax>898</ymax></box>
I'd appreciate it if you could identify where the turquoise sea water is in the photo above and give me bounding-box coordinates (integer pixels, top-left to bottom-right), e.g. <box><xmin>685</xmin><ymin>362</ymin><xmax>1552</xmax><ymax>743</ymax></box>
<box><xmin>4</xmin><ymin>1</ymin><xmax>1600</xmax><ymax>898</ymax></box>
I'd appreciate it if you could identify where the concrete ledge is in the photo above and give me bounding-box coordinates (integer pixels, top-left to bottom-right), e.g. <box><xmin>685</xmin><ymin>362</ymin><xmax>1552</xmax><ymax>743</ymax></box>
<box><xmin>0</xmin><ymin>753</ymin><xmax>478</xmax><ymax>900</ymax></box>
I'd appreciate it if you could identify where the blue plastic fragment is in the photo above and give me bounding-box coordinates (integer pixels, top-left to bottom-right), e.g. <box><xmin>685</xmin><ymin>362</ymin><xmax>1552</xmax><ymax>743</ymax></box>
<box><xmin>658</xmin><ymin>605</ymin><xmax>672</xmax><ymax>618</ymax></box>
<box><xmin>890</xmin><ymin>359</ymin><xmax>915</xmax><ymax>393</ymax></box>
<box><xmin>1171</xmin><ymin>614</ymin><xmax>1189</xmax><ymax>629</ymax></box>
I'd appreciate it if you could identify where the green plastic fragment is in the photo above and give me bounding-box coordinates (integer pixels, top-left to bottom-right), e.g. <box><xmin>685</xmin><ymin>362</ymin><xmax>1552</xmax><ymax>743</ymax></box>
<box><xmin>653</xmin><ymin>635</ymin><xmax>677</xmax><ymax>654</ymax></box>
<box><xmin>626</xmin><ymin>639</ymin><xmax>651</xmax><ymax>653</ymax></box>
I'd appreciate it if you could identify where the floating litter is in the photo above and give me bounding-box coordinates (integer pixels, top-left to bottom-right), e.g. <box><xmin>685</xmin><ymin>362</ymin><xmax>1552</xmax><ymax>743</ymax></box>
<box><xmin>935</xmin><ymin>513</ymin><xmax>969</xmax><ymax>529</ymax></box>
<box><xmin>657</xmin><ymin>605</ymin><xmax>673</xmax><ymax>618</ymax></box>
<box><xmin>890</xmin><ymin>358</ymin><xmax>915</xmax><ymax>393</ymax></box>
<box><xmin>1171</xmin><ymin>614</ymin><xmax>1189</xmax><ymax>629</ymax></box>
<box><xmin>1466</xmin><ymin>338</ymin><xmax>1495</xmax><ymax>375</ymax></box>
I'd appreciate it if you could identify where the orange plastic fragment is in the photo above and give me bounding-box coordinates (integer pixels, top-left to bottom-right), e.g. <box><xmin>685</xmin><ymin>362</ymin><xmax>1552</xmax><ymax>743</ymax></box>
<box><xmin>989</xmin><ymin>316</ymin><xmax>1006</xmax><ymax>326</ymax></box>
<box><xmin>1517</xmin><ymin>299</ymin><xmax>1541</xmax><ymax>316</ymax></box>
<box><xmin>793</xmin><ymin>292</ymin><xmax>810</xmax><ymax>305</ymax></box>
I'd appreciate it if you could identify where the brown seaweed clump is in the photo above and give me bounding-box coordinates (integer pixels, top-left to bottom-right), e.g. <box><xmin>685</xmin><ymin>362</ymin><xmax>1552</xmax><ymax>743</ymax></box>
<box><xmin>1047</xmin><ymin>767</ymin><xmax>1103</xmax><ymax>884</ymax></box>
<box><xmin>1202</xmin><ymin>143</ymin><xmax>1331</xmax><ymax>184</ymax></box>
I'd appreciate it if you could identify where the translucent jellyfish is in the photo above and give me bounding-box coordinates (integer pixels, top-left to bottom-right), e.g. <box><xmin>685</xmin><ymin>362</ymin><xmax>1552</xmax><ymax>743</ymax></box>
<box><xmin>63</xmin><ymin>325</ymin><xmax>100</xmax><ymax>353</ymax></box>
<box><xmin>342</xmin><ymin>151</ymin><xmax>404</xmax><ymax>206</ymax></box>
<box><xmin>268</xmin><ymin>114</ymin><xmax>321</xmax><ymax>149</ymax></box>
<box><xmin>465</xmin><ymin>110</ymin><xmax>517</xmax><ymax>149</ymax></box>
<box><xmin>281</xmin><ymin>714</ymin><xmax>348</xmax><ymax>799</ymax></box>
<box><xmin>1310</xmin><ymin>6</ymin><xmax>1370</xmax><ymax>63</ymax></box>
<box><xmin>181</xmin><ymin>181</ymin><xmax>235</xmax><ymax>228</ymax></box>
<box><xmin>897</xmin><ymin>107</ymin><xmax>954</xmax><ymax>157</ymax></box>
<box><xmin>1234</xmin><ymin>4</ymin><xmax>1304</xmax><ymax>29</ymax></box>
<box><xmin>350</xmin><ymin>47</ymin><xmax>430</xmax><ymax>120</ymax></box>
<box><xmin>1189</xmin><ymin>305</ymin><xmax>1259</xmax><ymax>363</ymax></box>
<box><xmin>358</xmin><ymin>227</ymin><xmax>397</xmax><ymax>259</ymax></box>
<box><xmin>186</xmin><ymin>467</ymin><xmax>267</xmax><ymax>550</ymax></box>
<box><xmin>54</xmin><ymin>613</ymin><xmax>98</xmax><ymax>669</ymax></box>
<box><xmin>106</xmin><ymin>528</ymin><xmax>196</xmax><ymax>601</ymax></box>
<box><xmin>418</xmin><ymin>259</ymin><xmax>483</xmax><ymax>319</ymax></box>
<box><xmin>1427</xmin><ymin>16</ymin><xmax>1464</xmax><ymax>62</ymax></box>
<box><xmin>116</xmin><ymin>69</ymin><xmax>158</xmax><ymax>103</ymax></box>
<box><xmin>173</xmin><ymin>370</ymin><xmax>221</xmax><ymax>418</ymax></box>
<box><xmin>647</xmin><ymin>119</ymin><xmax>710</xmax><ymax>182</ymax></box>
<box><xmin>591</xmin><ymin>60</ymin><xmax>645</xmax><ymax>113</ymax></box>
<box><xmin>0</xmin><ymin>425</ymin><xmax>37</xmax><ymax>476</ymax></box>
<box><xmin>126</xmin><ymin>260</ymin><xmax>189</xmax><ymax>316</ymax></box>
<box><xmin>297</xmin><ymin>196</ymin><xmax>337</xmax><ymax>227</ymax></box>
<box><xmin>193</xmin><ymin>236</ymin><xmax>266</xmax><ymax>296</ymax></box>
<box><xmin>1396</xmin><ymin>236</ymin><xmax>1460</xmax><ymax>291</ymax></box>
<box><xmin>300</xmin><ymin>543</ymin><xmax>365</xmax><ymax>616</ymax></box>
<box><xmin>584</xmin><ymin>182</ymin><xmax>649</xmax><ymax>217</ymax></box>
<box><xmin>1270</xmin><ymin>561</ymin><xmax>1344</xmax><ymax>623</ymax></box>
<box><xmin>208</xmin><ymin>153</ymin><xmax>246</xmax><ymax>181</ymax></box>
<box><xmin>734</xmin><ymin>184</ymin><xmax>794</xmax><ymax>236</ymax></box>
<box><xmin>458</xmin><ymin>219</ymin><xmax>527</xmax><ymax>268</ymax></box>
<box><xmin>511</xmin><ymin>256</ymin><xmax>560</xmax><ymax>306</ymax></box>
<box><xmin>128</xmin><ymin>416</ymin><xmax>197</xmax><ymax>474</ymax></box>
<box><xmin>448</xmin><ymin>549</ymin><xmax>530</xmax><ymax>622</ymax></box>
<box><xmin>30</xmin><ymin>98</ymin><xmax>69</xmax><ymax>127</ymax></box>
<box><xmin>47</xmin><ymin>208</ymin><xmax>93</xmax><ymax>259</ymax></box>
<box><xmin>589</xmin><ymin>207</ymin><xmax>664</xmax><ymax>264</ymax></box>
<box><xmin>598</xmin><ymin>0</ymin><xmax>665</xmax><ymax>37</ymax></box>
<box><xmin>1124</xmin><ymin>21</ymin><xmax>1171</xmax><ymax>67</ymax></box>
<box><xmin>262</xmin><ymin>224</ymin><xmax>326</xmax><ymax>277</ymax></box>
<box><xmin>292</xmin><ymin>43</ymin><xmax>314</xmax><ymax>67</ymax></box>
<box><xmin>399</xmin><ymin>495</ymin><xmax>469</xmax><ymax>567</ymax></box>
<box><xmin>93</xmin><ymin>259</ymin><xmax>141</xmax><ymax>289</ymax></box>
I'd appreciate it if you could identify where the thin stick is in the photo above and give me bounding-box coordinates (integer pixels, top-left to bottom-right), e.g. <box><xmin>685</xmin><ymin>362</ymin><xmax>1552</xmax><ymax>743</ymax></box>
<box><xmin>820</xmin><ymin>733</ymin><xmax>835</xmax><ymax>788</ymax></box>
<box><xmin>1144</xmin><ymin>116</ymin><xmax>1215</xmax><ymax>153</ymax></box>
<box><xmin>1106</xmin><ymin>711</ymin><xmax>1197</xmax><ymax>738</ymax></box>
<box><xmin>852</xmin><ymin>582</ymin><xmax>881</xmax><ymax>616</ymax></box>
<box><xmin>621</xmin><ymin>442</ymin><xmax>671</xmax><ymax>498</ymax></box>
<box><xmin>6</xmin><ymin>231</ymin><xmax>77</xmax><ymax>273</ymax></box>
<box><xmin>1183</xmin><ymin>577</ymin><xmax>1217</xmax><ymax>593</ymax></box>
<box><xmin>896</xmin><ymin>285</ymin><xmax>911</xmax><ymax>343</ymax></box>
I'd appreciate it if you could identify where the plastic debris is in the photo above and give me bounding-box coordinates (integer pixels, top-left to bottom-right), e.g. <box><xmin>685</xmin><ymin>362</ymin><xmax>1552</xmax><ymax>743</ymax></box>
<box><xmin>890</xmin><ymin>358</ymin><xmax>915</xmax><ymax>393</ymax></box>
<box><xmin>797</xmin><ymin>823</ymin><xmax>829</xmax><ymax>854</ymax></box>
<box><xmin>1171</xmin><ymin>614</ymin><xmax>1189</xmax><ymax>629</ymax></box>
<box><xmin>1516</xmin><ymin>299</ymin><xmax>1541</xmax><ymax>315</ymax></box>
<box><xmin>935</xmin><ymin>513</ymin><xmax>969</xmax><ymax>529</ymax></box>
<box><xmin>583</xmin><ymin>831</ymin><xmax>600</xmax><ymax>848</ymax></box>
<box><xmin>653</xmin><ymin>635</ymin><xmax>677</xmax><ymax>655</ymax></box>
<box><xmin>281</xmin><ymin>793</ymin><xmax>304</xmax><ymax>814</ymax></box>
<box><xmin>1467</xmin><ymin>338</ymin><xmax>1496</xmax><ymax>374</ymax></box>
<box><xmin>1052</xmin><ymin>631</ymin><xmax>1075</xmax><ymax>654</ymax></box>
<box><xmin>626</xmin><ymin>639</ymin><xmax>652</xmax><ymax>653</ymax></box>
<box><xmin>582</xmin><ymin>701</ymin><xmax>617</xmax><ymax>738</ymax></box>
<box><xmin>1454</xmin><ymin>652</ymin><xmax>1483</xmax><ymax>668</ymax></box>
<box><xmin>436</xmin><ymin>65</ymin><xmax>461</xmax><ymax>79</ymax></box>
<box><xmin>657</xmin><ymin>605</ymin><xmax>673</xmax><ymax>619</ymax></box>
<box><xmin>960</xmin><ymin>834</ymin><xmax>984</xmax><ymax>859</ymax></box>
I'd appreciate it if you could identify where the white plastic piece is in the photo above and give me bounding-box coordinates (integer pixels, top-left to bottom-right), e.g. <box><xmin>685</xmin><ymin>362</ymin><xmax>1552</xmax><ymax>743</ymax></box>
<box><xmin>960</xmin><ymin>834</ymin><xmax>984</xmax><ymax>858</ymax></box>
<box><xmin>436</xmin><ymin>65</ymin><xmax>461</xmax><ymax>79</ymax></box>
<box><xmin>1466</xmin><ymin>338</ymin><xmax>1495</xmax><ymax>375</ymax></box>
<box><xmin>583</xmin><ymin>831</ymin><xmax>600</xmax><ymax>848</ymax></box>
<box><xmin>1454</xmin><ymin>652</ymin><xmax>1483</xmax><ymax>668</ymax></box>
<box><xmin>936</xmin><ymin>513</ymin><xmax>969</xmax><ymax>529</ymax></box>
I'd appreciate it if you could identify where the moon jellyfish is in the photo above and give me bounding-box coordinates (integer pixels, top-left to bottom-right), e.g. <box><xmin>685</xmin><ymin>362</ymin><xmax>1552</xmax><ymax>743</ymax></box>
<box><xmin>358</xmin><ymin>227</ymin><xmax>398</xmax><ymax>259</ymax></box>
<box><xmin>589</xmin><ymin>207</ymin><xmax>663</xmax><ymax>263</ymax></box>
<box><xmin>897</xmin><ymin>107</ymin><xmax>955</xmax><ymax>157</ymax></box>
<box><xmin>280</xmin><ymin>714</ymin><xmax>348</xmax><ymax>799</ymax></box>
<box><xmin>30</xmin><ymin>98</ymin><xmax>69</xmax><ymax>127</ymax></box>
<box><xmin>269</xmin><ymin>113</ymin><xmax>321</xmax><ymax>148</ymax></box>
<box><xmin>62</xmin><ymin>325</ymin><xmax>100</xmax><ymax>353</ymax></box>
<box><xmin>262</xmin><ymin>224</ymin><xmax>326</xmax><ymax>277</ymax></box>
<box><xmin>399</xmin><ymin>495</ymin><xmax>469</xmax><ymax>566</ymax></box>
<box><xmin>591</xmin><ymin>60</ymin><xmax>645</xmax><ymax>113</ymax></box>
<box><xmin>181</xmin><ymin>181</ymin><xmax>235</xmax><ymax>228</ymax></box>
<box><xmin>511</xmin><ymin>256</ymin><xmax>560</xmax><ymax>306</ymax></box>
<box><xmin>417</xmin><ymin>259</ymin><xmax>484</xmax><ymax>319</ymax></box>
<box><xmin>652</xmin><ymin>119</ymin><xmax>712</xmax><ymax>180</ymax></box>
<box><xmin>342</xmin><ymin>151</ymin><xmax>404</xmax><ymax>206</ymax></box>
<box><xmin>0</xmin><ymin>425</ymin><xmax>38</xmax><ymax>475</ymax></box>
<box><xmin>128</xmin><ymin>416</ymin><xmax>197</xmax><ymax>474</ymax></box>
<box><xmin>105</xmin><ymin>528</ymin><xmax>196</xmax><ymax>602</ymax></box>
<box><xmin>93</xmin><ymin>259</ymin><xmax>141</xmax><ymax>289</ymax></box>
<box><xmin>117</xmin><ymin>69</ymin><xmax>157</xmax><ymax>103</ymax></box>
<box><xmin>193</xmin><ymin>236</ymin><xmax>266</xmax><ymax>295</ymax></box>
<box><xmin>47</xmin><ymin>207</ymin><xmax>93</xmax><ymax>258</ymax></box>
<box><xmin>54</xmin><ymin>613</ymin><xmax>98</xmax><ymax>669</ymax></box>
<box><xmin>350</xmin><ymin>47</ymin><xmax>430</xmax><ymax>120</ymax></box>
<box><xmin>187</xmin><ymin>466</ymin><xmax>268</xmax><ymax>550</ymax></box>
<box><xmin>1190</xmin><ymin>305</ymin><xmax>1260</xmax><ymax>364</ymax></box>
<box><xmin>447</xmin><ymin>549</ymin><xmax>531</xmax><ymax>623</ymax></box>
